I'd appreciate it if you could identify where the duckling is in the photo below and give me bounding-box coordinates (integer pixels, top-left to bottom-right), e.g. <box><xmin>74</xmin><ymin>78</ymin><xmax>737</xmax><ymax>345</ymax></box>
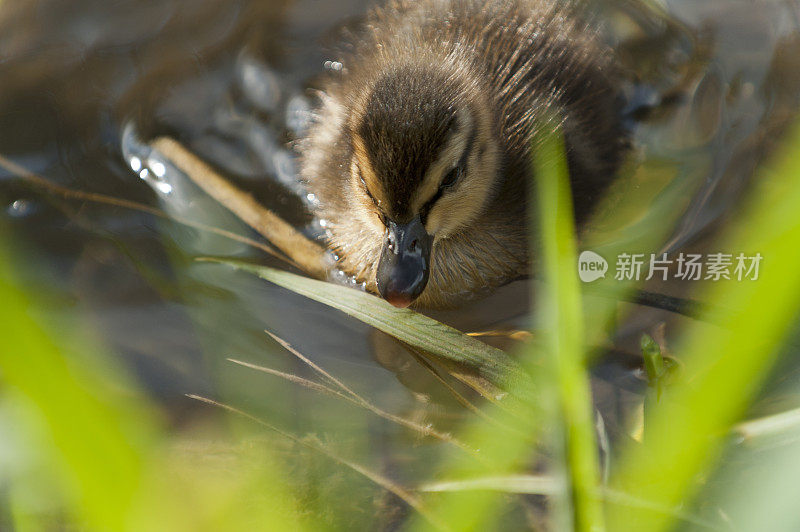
<box><xmin>300</xmin><ymin>0</ymin><xmax>628</xmax><ymax>309</ymax></box>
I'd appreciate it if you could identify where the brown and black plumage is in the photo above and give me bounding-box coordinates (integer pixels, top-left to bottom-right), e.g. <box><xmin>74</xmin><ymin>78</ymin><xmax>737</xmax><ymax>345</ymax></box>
<box><xmin>300</xmin><ymin>0</ymin><xmax>628</xmax><ymax>308</ymax></box>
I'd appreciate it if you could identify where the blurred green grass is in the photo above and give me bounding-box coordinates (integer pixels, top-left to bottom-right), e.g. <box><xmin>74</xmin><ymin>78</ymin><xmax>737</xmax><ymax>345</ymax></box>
<box><xmin>0</xmin><ymin>236</ymin><xmax>305</xmax><ymax>531</ymax></box>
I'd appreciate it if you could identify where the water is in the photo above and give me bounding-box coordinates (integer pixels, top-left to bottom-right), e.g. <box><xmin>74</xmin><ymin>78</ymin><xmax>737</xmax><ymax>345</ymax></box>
<box><xmin>1</xmin><ymin>0</ymin><xmax>799</xmax><ymax>495</ymax></box>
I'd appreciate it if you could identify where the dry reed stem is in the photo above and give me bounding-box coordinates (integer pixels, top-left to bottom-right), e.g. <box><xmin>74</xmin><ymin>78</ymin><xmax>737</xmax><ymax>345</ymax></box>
<box><xmin>151</xmin><ymin>137</ymin><xmax>328</xmax><ymax>279</ymax></box>
<box><xmin>228</xmin><ymin>356</ymin><xmax>478</xmax><ymax>457</ymax></box>
<box><xmin>265</xmin><ymin>330</ymin><xmax>359</xmax><ymax>397</ymax></box>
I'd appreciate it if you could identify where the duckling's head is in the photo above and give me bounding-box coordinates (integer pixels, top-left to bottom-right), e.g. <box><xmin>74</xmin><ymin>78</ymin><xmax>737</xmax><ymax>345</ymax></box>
<box><xmin>346</xmin><ymin>63</ymin><xmax>500</xmax><ymax>308</ymax></box>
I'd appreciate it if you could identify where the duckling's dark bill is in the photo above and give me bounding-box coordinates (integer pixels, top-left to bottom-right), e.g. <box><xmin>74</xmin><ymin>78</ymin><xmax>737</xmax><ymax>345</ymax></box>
<box><xmin>376</xmin><ymin>216</ymin><xmax>431</xmax><ymax>308</ymax></box>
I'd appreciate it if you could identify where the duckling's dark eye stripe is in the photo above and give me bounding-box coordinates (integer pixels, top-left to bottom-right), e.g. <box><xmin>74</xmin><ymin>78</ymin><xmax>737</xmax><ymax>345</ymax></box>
<box><xmin>420</xmin><ymin>187</ymin><xmax>444</xmax><ymax>224</ymax></box>
<box><xmin>455</xmin><ymin>127</ymin><xmax>477</xmax><ymax>175</ymax></box>
<box><xmin>357</xmin><ymin>165</ymin><xmax>376</xmax><ymax>203</ymax></box>
<box><xmin>420</xmin><ymin>127</ymin><xmax>477</xmax><ymax>223</ymax></box>
<box><xmin>358</xmin><ymin>166</ymin><xmax>387</xmax><ymax>224</ymax></box>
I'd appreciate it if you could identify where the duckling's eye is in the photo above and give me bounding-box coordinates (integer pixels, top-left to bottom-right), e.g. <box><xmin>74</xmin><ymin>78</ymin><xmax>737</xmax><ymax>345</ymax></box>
<box><xmin>357</xmin><ymin>166</ymin><xmax>378</xmax><ymax>203</ymax></box>
<box><xmin>356</xmin><ymin>166</ymin><xmax>387</xmax><ymax>226</ymax></box>
<box><xmin>440</xmin><ymin>166</ymin><xmax>462</xmax><ymax>189</ymax></box>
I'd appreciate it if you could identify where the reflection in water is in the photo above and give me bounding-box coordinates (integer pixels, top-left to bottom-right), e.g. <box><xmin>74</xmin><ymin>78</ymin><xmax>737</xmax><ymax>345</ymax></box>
<box><xmin>0</xmin><ymin>0</ymin><xmax>799</xmax><ymax>523</ymax></box>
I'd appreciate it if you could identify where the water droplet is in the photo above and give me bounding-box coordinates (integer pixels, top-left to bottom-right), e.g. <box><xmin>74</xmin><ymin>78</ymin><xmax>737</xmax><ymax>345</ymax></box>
<box><xmin>273</xmin><ymin>150</ymin><xmax>299</xmax><ymax>191</ymax></box>
<box><xmin>7</xmin><ymin>199</ymin><xmax>33</xmax><ymax>218</ymax></box>
<box><xmin>286</xmin><ymin>94</ymin><xmax>312</xmax><ymax>136</ymax></box>
<box><xmin>129</xmin><ymin>156</ymin><xmax>142</xmax><ymax>172</ymax></box>
<box><xmin>150</xmin><ymin>160</ymin><xmax>166</xmax><ymax>178</ymax></box>
<box><xmin>154</xmin><ymin>181</ymin><xmax>173</xmax><ymax>195</ymax></box>
<box><xmin>238</xmin><ymin>53</ymin><xmax>280</xmax><ymax>112</ymax></box>
<box><xmin>138</xmin><ymin>168</ymin><xmax>150</xmax><ymax>180</ymax></box>
<box><xmin>305</xmin><ymin>192</ymin><xmax>320</xmax><ymax>208</ymax></box>
<box><xmin>329</xmin><ymin>268</ymin><xmax>348</xmax><ymax>285</ymax></box>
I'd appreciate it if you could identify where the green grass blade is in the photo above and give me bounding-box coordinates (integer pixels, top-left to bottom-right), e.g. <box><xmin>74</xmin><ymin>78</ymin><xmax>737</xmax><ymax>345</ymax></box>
<box><xmin>0</xmin><ymin>233</ymin><xmax>307</xmax><ymax>531</ymax></box>
<box><xmin>402</xmin><ymin>124</ymin><xmax>605</xmax><ymax>532</ymax></box>
<box><xmin>420</xmin><ymin>474</ymin><xmax>562</xmax><ymax>495</ymax></box>
<box><xmin>533</xmin><ymin>126</ymin><xmax>605</xmax><ymax>532</ymax></box>
<box><xmin>203</xmin><ymin>258</ymin><xmax>532</xmax><ymax>396</ymax></box>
